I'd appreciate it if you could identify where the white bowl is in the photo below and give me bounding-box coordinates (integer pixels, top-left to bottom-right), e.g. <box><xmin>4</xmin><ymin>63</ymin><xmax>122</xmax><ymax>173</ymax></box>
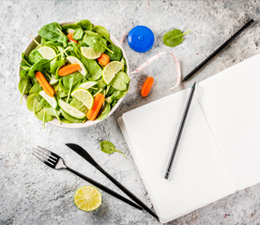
<box><xmin>19</xmin><ymin>21</ymin><xmax>129</xmax><ymax>129</ymax></box>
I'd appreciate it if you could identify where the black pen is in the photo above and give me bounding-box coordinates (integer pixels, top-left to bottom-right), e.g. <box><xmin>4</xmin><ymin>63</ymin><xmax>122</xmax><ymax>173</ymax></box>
<box><xmin>182</xmin><ymin>19</ymin><xmax>254</xmax><ymax>82</ymax></box>
<box><xmin>164</xmin><ymin>82</ymin><xmax>196</xmax><ymax>180</ymax></box>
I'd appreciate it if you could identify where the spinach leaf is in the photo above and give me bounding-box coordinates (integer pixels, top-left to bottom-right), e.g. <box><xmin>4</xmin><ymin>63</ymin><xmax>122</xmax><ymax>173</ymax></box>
<box><xmin>55</xmin><ymin>82</ymin><xmax>68</xmax><ymax>98</ymax></box>
<box><xmin>96</xmin><ymin>79</ymin><xmax>107</xmax><ymax>89</ymax></box>
<box><xmin>76</xmin><ymin>20</ymin><xmax>92</xmax><ymax>30</ymax></box>
<box><xmin>29</xmin><ymin>83</ymin><xmax>42</xmax><ymax>94</ymax></box>
<box><xmin>20</xmin><ymin>63</ymin><xmax>31</xmax><ymax>71</ymax></box>
<box><xmin>163</xmin><ymin>29</ymin><xmax>190</xmax><ymax>47</ymax></box>
<box><xmin>38</xmin><ymin>22</ymin><xmax>68</xmax><ymax>47</ymax></box>
<box><xmin>60</xmin><ymin>117</ymin><xmax>72</xmax><ymax>123</ymax></box>
<box><xmin>28</xmin><ymin>59</ymin><xmax>50</xmax><ymax>77</ymax></box>
<box><xmin>21</xmin><ymin>53</ymin><xmax>32</xmax><ymax>67</ymax></box>
<box><xmin>105</xmin><ymin>86</ymin><xmax>115</xmax><ymax>97</ymax></box>
<box><xmin>28</xmin><ymin>49</ymin><xmax>43</xmax><ymax>65</ymax></box>
<box><xmin>50</xmin><ymin>59</ymin><xmax>65</xmax><ymax>79</ymax></box>
<box><xmin>41</xmin><ymin>37</ymin><xmax>47</xmax><ymax>44</ymax></box>
<box><xmin>110</xmin><ymin>71</ymin><xmax>129</xmax><ymax>91</ymax></box>
<box><xmin>20</xmin><ymin>69</ymin><xmax>29</xmax><ymax>78</ymax></box>
<box><xmin>92</xmin><ymin>25</ymin><xmax>112</xmax><ymax>43</ymax></box>
<box><xmin>105</xmin><ymin>44</ymin><xmax>122</xmax><ymax>61</ymax></box>
<box><xmin>35</xmin><ymin>108</ymin><xmax>54</xmax><ymax>129</ymax></box>
<box><xmin>26</xmin><ymin>94</ymin><xmax>43</xmax><ymax>112</ymax></box>
<box><xmin>83</xmin><ymin>34</ymin><xmax>107</xmax><ymax>53</ymax></box>
<box><xmin>81</xmin><ymin>56</ymin><xmax>102</xmax><ymax>80</ymax></box>
<box><xmin>62</xmin><ymin>24</ymin><xmax>81</xmax><ymax>33</ymax></box>
<box><xmin>100</xmin><ymin>141</ymin><xmax>126</xmax><ymax>158</ymax></box>
<box><xmin>73</xmin><ymin>28</ymin><xmax>84</xmax><ymax>40</ymax></box>
<box><xmin>97</xmin><ymin>103</ymin><xmax>111</xmax><ymax>121</ymax></box>
<box><xmin>18</xmin><ymin>78</ymin><xmax>32</xmax><ymax>104</ymax></box>
<box><xmin>61</xmin><ymin>72</ymin><xmax>83</xmax><ymax>102</ymax></box>
<box><xmin>113</xmin><ymin>90</ymin><xmax>127</xmax><ymax>99</ymax></box>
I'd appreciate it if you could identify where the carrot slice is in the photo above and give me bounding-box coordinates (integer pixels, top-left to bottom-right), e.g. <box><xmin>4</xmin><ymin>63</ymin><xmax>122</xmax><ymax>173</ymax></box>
<box><xmin>35</xmin><ymin>71</ymin><xmax>54</xmax><ymax>97</ymax></box>
<box><xmin>98</xmin><ymin>53</ymin><xmax>110</xmax><ymax>66</ymax></box>
<box><xmin>58</xmin><ymin>64</ymin><xmax>80</xmax><ymax>76</ymax></box>
<box><xmin>67</xmin><ymin>33</ymin><xmax>77</xmax><ymax>44</ymax></box>
<box><xmin>141</xmin><ymin>77</ymin><xmax>154</xmax><ymax>97</ymax></box>
<box><xmin>87</xmin><ymin>93</ymin><xmax>105</xmax><ymax>121</ymax></box>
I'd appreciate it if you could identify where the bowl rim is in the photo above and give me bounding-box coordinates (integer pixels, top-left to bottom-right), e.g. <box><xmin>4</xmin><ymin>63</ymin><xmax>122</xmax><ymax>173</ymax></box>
<box><xmin>19</xmin><ymin>21</ymin><xmax>129</xmax><ymax>129</ymax></box>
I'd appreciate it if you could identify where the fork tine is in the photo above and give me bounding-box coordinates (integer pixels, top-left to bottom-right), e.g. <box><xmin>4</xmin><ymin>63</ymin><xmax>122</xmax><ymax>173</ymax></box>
<box><xmin>35</xmin><ymin>147</ymin><xmax>54</xmax><ymax>161</ymax></box>
<box><xmin>37</xmin><ymin>146</ymin><xmax>58</xmax><ymax>160</ymax></box>
<box><xmin>33</xmin><ymin>152</ymin><xmax>55</xmax><ymax>168</ymax></box>
<box><xmin>34</xmin><ymin>148</ymin><xmax>57</xmax><ymax>163</ymax></box>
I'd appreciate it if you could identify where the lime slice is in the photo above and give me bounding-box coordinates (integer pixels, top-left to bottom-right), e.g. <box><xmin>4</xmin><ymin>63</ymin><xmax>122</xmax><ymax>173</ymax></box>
<box><xmin>74</xmin><ymin>186</ymin><xmax>102</xmax><ymax>212</ymax></box>
<box><xmin>71</xmin><ymin>88</ymin><xmax>94</xmax><ymax>109</ymax></box>
<box><xmin>38</xmin><ymin>47</ymin><xmax>56</xmax><ymax>60</ymax></box>
<box><xmin>81</xmin><ymin>47</ymin><xmax>102</xmax><ymax>59</ymax></box>
<box><xmin>59</xmin><ymin>99</ymin><xmax>86</xmax><ymax>119</ymax></box>
<box><xmin>78</xmin><ymin>81</ymin><xmax>97</xmax><ymax>90</ymax></box>
<box><xmin>102</xmin><ymin>61</ymin><xmax>124</xmax><ymax>84</ymax></box>
<box><xmin>67</xmin><ymin>56</ymin><xmax>87</xmax><ymax>76</ymax></box>
<box><xmin>39</xmin><ymin>91</ymin><xmax>57</xmax><ymax>108</ymax></box>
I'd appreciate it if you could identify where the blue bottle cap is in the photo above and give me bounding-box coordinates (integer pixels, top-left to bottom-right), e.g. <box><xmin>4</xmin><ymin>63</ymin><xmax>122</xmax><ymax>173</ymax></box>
<box><xmin>127</xmin><ymin>26</ymin><xmax>154</xmax><ymax>53</ymax></box>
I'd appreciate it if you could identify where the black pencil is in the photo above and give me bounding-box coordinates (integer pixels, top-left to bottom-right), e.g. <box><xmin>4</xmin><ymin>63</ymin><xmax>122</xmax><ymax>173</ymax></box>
<box><xmin>182</xmin><ymin>19</ymin><xmax>254</xmax><ymax>82</ymax></box>
<box><xmin>164</xmin><ymin>82</ymin><xmax>196</xmax><ymax>180</ymax></box>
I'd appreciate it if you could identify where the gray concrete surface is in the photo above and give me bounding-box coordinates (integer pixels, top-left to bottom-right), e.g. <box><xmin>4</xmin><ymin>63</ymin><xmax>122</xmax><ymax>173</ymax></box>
<box><xmin>0</xmin><ymin>0</ymin><xmax>259</xmax><ymax>224</ymax></box>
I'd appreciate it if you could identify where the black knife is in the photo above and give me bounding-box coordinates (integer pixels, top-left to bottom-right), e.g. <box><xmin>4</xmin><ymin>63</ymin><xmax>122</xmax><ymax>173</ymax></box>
<box><xmin>66</xmin><ymin>143</ymin><xmax>158</xmax><ymax>220</ymax></box>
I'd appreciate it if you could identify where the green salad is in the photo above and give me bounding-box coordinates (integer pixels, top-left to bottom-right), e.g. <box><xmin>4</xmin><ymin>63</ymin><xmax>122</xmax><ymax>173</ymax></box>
<box><xmin>19</xmin><ymin>20</ymin><xmax>129</xmax><ymax>127</ymax></box>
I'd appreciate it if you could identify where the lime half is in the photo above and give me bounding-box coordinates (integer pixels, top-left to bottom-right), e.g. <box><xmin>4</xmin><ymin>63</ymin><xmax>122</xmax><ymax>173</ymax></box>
<box><xmin>38</xmin><ymin>47</ymin><xmax>56</xmax><ymax>60</ymax></box>
<box><xmin>71</xmin><ymin>88</ymin><xmax>94</xmax><ymax>109</ymax></box>
<box><xmin>74</xmin><ymin>186</ymin><xmax>102</xmax><ymax>212</ymax></box>
<box><xmin>81</xmin><ymin>47</ymin><xmax>102</xmax><ymax>59</ymax></box>
<box><xmin>102</xmin><ymin>61</ymin><xmax>124</xmax><ymax>84</ymax></box>
<box><xmin>58</xmin><ymin>100</ymin><xmax>86</xmax><ymax>119</ymax></box>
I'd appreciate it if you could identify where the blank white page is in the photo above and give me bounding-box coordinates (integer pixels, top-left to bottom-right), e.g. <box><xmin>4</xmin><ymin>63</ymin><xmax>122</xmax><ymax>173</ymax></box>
<box><xmin>120</xmin><ymin>89</ymin><xmax>235</xmax><ymax>223</ymax></box>
<box><xmin>197</xmin><ymin>54</ymin><xmax>260</xmax><ymax>190</ymax></box>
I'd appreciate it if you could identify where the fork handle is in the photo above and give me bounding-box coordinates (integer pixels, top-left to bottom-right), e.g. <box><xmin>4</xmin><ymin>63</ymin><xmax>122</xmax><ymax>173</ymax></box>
<box><xmin>66</xmin><ymin>167</ymin><xmax>142</xmax><ymax>210</ymax></box>
<box><xmin>96</xmin><ymin>166</ymin><xmax>158</xmax><ymax>219</ymax></box>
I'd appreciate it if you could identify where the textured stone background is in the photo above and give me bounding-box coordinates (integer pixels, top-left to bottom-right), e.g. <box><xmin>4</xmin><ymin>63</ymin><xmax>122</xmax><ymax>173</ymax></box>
<box><xmin>0</xmin><ymin>0</ymin><xmax>259</xmax><ymax>224</ymax></box>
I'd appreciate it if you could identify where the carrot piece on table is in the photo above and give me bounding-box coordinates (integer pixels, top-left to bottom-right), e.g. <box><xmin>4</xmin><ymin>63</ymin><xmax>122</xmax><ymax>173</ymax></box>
<box><xmin>58</xmin><ymin>64</ymin><xmax>81</xmax><ymax>76</ymax></box>
<box><xmin>35</xmin><ymin>71</ymin><xmax>54</xmax><ymax>97</ymax></box>
<box><xmin>98</xmin><ymin>53</ymin><xmax>110</xmax><ymax>66</ymax></box>
<box><xmin>67</xmin><ymin>33</ymin><xmax>77</xmax><ymax>44</ymax></box>
<box><xmin>141</xmin><ymin>77</ymin><xmax>154</xmax><ymax>97</ymax></box>
<box><xmin>87</xmin><ymin>93</ymin><xmax>105</xmax><ymax>121</ymax></box>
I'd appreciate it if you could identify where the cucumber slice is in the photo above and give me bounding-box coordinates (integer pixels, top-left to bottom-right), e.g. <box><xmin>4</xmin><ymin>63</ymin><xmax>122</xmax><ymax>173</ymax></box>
<box><xmin>78</xmin><ymin>81</ymin><xmax>97</xmax><ymax>90</ymax></box>
<box><xmin>59</xmin><ymin>99</ymin><xmax>86</xmax><ymax>119</ymax></box>
<box><xmin>39</xmin><ymin>91</ymin><xmax>57</xmax><ymax>108</ymax></box>
<box><xmin>67</xmin><ymin>56</ymin><xmax>87</xmax><ymax>76</ymax></box>
<box><xmin>67</xmin><ymin>28</ymin><xmax>75</xmax><ymax>34</ymax></box>
<box><xmin>61</xmin><ymin>109</ymin><xmax>84</xmax><ymax>123</ymax></box>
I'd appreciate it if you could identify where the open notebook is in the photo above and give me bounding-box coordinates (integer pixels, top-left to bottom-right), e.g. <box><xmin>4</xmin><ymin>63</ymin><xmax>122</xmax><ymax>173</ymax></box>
<box><xmin>118</xmin><ymin>54</ymin><xmax>260</xmax><ymax>223</ymax></box>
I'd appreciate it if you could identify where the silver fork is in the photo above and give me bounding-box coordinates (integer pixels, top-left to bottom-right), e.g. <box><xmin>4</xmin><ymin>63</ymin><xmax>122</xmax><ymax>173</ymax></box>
<box><xmin>33</xmin><ymin>146</ymin><xmax>142</xmax><ymax>210</ymax></box>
